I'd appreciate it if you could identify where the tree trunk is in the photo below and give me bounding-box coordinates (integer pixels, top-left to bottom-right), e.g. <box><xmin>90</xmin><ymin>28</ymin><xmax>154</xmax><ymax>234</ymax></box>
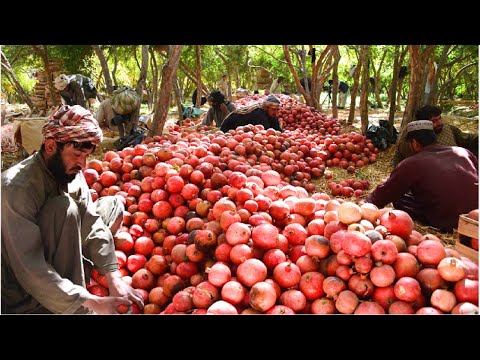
<box><xmin>392</xmin><ymin>45</ymin><xmax>436</xmax><ymax>165</ymax></box>
<box><xmin>331</xmin><ymin>46</ymin><xmax>341</xmax><ymax>118</ymax></box>
<box><xmin>348</xmin><ymin>47</ymin><xmax>362</xmax><ymax>124</ymax></box>
<box><xmin>401</xmin><ymin>46</ymin><xmax>436</xmax><ymax>129</ymax></box>
<box><xmin>111</xmin><ymin>46</ymin><xmax>118</xmax><ymax>87</ymax></box>
<box><xmin>1</xmin><ymin>50</ymin><xmax>35</xmax><ymax>110</ymax></box>
<box><xmin>178</xmin><ymin>60</ymin><xmax>209</xmax><ymax>95</ymax></box>
<box><xmin>92</xmin><ymin>45</ymin><xmax>114</xmax><ymax>95</ymax></box>
<box><xmin>294</xmin><ymin>46</ymin><xmax>311</xmax><ymax>98</ymax></box>
<box><xmin>195</xmin><ymin>45</ymin><xmax>203</xmax><ymax>107</ymax></box>
<box><xmin>128</xmin><ymin>45</ymin><xmax>148</xmax><ymax>133</ymax></box>
<box><xmin>149</xmin><ymin>45</ymin><xmax>183</xmax><ymax>137</ymax></box>
<box><xmin>387</xmin><ymin>45</ymin><xmax>400</xmax><ymax>132</ymax></box>
<box><xmin>425</xmin><ymin>45</ymin><xmax>451</xmax><ymax>106</ymax></box>
<box><xmin>214</xmin><ymin>48</ymin><xmax>233</xmax><ymax>100</ymax></box>
<box><xmin>32</xmin><ymin>45</ymin><xmax>60</xmax><ymax>107</ymax></box>
<box><xmin>359</xmin><ymin>45</ymin><xmax>370</xmax><ymax>135</ymax></box>
<box><xmin>173</xmin><ymin>79</ymin><xmax>184</xmax><ymax>122</ymax></box>
<box><xmin>372</xmin><ymin>47</ymin><xmax>387</xmax><ymax>109</ymax></box>
<box><xmin>283</xmin><ymin>45</ymin><xmax>314</xmax><ymax>107</ymax></box>
<box><xmin>148</xmin><ymin>47</ymin><xmax>159</xmax><ymax>112</ymax></box>
<box><xmin>313</xmin><ymin>47</ymin><xmax>334</xmax><ymax>110</ymax></box>
<box><xmin>395</xmin><ymin>46</ymin><xmax>409</xmax><ymax>111</ymax></box>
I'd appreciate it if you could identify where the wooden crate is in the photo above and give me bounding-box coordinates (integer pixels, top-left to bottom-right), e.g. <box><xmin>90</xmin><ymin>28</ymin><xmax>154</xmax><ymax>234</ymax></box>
<box><xmin>455</xmin><ymin>214</ymin><xmax>478</xmax><ymax>263</ymax></box>
<box><xmin>458</xmin><ymin>214</ymin><xmax>478</xmax><ymax>238</ymax></box>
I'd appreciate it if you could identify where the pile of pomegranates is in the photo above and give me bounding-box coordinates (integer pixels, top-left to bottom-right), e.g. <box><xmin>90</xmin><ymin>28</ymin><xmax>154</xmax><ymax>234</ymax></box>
<box><xmin>84</xmin><ymin>132</ymin><xmax>478</xmax><ymax>314</ymax></box>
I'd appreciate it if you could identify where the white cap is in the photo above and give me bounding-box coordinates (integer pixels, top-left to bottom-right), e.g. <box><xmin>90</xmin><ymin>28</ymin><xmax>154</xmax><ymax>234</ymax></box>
<box><xmin>407</xmin><ymin>120</ymin><xmax>434</xmax><ymax>133</ymax></box>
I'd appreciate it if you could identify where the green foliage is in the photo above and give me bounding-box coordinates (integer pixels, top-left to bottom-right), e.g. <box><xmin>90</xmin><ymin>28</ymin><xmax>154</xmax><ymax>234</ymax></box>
<box><xmin>47</xmin><ymin>45</ymin><xmax>95</xmax><ymax>76</ymax></box>
<box><xmin>2</xmin><ymin>45</ymin><xmax>477</xmax><ymax>106</ymax></box>
<box><xmin>1</xmin><ymin>46</ymin><xmax>40</xmax><ymax>94</ymax></box>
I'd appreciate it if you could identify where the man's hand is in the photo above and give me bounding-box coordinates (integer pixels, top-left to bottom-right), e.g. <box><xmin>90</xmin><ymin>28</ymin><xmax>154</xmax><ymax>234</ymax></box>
<box><xmin>105</xmin><ymin>271</ymin><xmax>144</xmax><ymax>313</ymax></box>
<box><xmin>83</xmin><ymin>295</ymin><xmax>133</xmax><ymax>314</ymax></box>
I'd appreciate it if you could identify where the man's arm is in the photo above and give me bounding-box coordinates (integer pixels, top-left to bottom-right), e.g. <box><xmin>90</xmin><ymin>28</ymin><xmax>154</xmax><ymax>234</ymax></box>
<box><xmin>451</xmin><ymin>125</ymin><xmax>479</xmax><ymax>158</ymax></box>
<box><xmin>96</xmin><ymin>103</ymin><xmax>108</xmax><ymax>128</ymax></box>
<box><xmin>78</xmin><ymin>178</ymin><xmax>144</xmax><ymax>310</ymax></box>
<box><xmin>71</xmin><ymin>81</ymin><xmax>87</xmax><ymax>108</ymax></box>
<box><xmin>1</xmin><ymin>188</ymin><xmax>92</xmax><ymax>313</ymax></box>
<box><xmin>201</xmin><ymin>108</ymin><xmax>214</xmax><ymax>126</ymax></box>
<box><xmin>365</xmin><ymin>161</ymin><xmax>416</xmax><ymax>208</ymax></box>
<box><xmin>392</xmin><ymin>134</ymin><xmax>415</xmax><ymax>167</ymax></box>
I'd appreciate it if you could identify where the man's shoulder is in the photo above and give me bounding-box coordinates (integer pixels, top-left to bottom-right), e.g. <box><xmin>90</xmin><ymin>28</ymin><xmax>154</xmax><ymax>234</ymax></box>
<box><xmin>2</xmin><ymin>157</ymin><xmax>41</xmax><ymax>202</ymax></box>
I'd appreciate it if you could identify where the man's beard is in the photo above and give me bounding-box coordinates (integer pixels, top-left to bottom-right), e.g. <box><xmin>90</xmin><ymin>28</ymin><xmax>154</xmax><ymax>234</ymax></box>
<box><xmin>46</xmin><ymin>150</ymin><xmax>78</xmax><ymax>185</ymax></box>
<box><xmin>434</xmin><ymin>125</ymin><xmax>443</xmax><ymax>134</ymax></box>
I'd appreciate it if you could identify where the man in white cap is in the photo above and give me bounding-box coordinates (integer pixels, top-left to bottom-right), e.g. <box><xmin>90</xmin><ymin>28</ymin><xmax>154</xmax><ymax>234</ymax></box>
<box><xmin>1</xmin><ymin>105</ymin><xmax>144</xmax><ymax>314</ymax></box>
<box><xmin>220</xmin><ymin>95</ymin><xmax>283</xmax><ymax>133</ymax></box>
<box><xmin>366</xmin><ymin>120</ymin><xmax>478</xmax><ymax>232</ymax></box>
<box><xmin>394</xmin><ymin>105</ymin><xmax>478</xmax><ymax>165</ymax></box>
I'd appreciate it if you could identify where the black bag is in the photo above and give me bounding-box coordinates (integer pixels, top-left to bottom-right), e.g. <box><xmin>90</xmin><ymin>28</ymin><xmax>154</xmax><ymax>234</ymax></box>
<box><xmin>114</xmin><ymin>128</ymin><xmax>147</xmax><ymax>151</ymax></box>
<box><xmin>399</xmin><ymin>66</ymin><xmax>408</xmax><ymax>79</ymax></box>
<box><xmin>339</xmin><ymin>81</ymin><xmax>349</xmax><ymax>93</ymax></box>
<box><xmin>366</xmin><ymin>120</ymin><xmax>398</xmax><ymax>150</ymax></box>
<box><xmin>379</xmin><ymin>120</ymin><xmax>398</xmax><ymax>144</ymax></box>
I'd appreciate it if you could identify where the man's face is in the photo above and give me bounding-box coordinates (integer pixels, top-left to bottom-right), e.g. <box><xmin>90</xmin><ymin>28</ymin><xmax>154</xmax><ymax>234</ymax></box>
<box><xmin>47</xmin><ymin>142</ymin><xmax>94</xmax><ymax>184</ymax></box>
<box><xmin>430</xmin><ymin>115</ymin><xmax>443</xmax><ymax>134</ymax></box>
<box><xmin>266</xmin><ymin>105</ymin><xmax>280</xmax><ymax>118</ymax></box>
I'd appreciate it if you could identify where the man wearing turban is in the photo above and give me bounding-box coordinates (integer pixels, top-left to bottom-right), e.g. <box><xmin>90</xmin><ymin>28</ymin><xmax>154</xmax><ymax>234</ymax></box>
<box><xmin>220</xmin><ymin>95</ymin><xmax>283</xmax><ymax>133</ymax></box>
<box><xmin>54</xmin><ymin>74</ymin><xmax>98</xmax><ymax>109</ymax></box>
<box><xmin>1</xmin><ymin>105</ymin><xmax>144</xmax><ymax>314</ymax></box>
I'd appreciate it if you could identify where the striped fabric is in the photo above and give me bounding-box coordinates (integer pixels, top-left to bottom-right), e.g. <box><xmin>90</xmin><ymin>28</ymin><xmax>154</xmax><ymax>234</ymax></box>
<box><xmin>42</xmin><ymin>105</ymin><xmax>103</xmax><ymax>144</ymax></box>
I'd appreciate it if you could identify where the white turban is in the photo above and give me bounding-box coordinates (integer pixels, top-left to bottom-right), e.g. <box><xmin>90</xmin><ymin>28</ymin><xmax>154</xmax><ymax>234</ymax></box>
<box><xmin>54</xmin><ymin>74</ymin><xmax>70</xmax><ymax>91</ymax></box>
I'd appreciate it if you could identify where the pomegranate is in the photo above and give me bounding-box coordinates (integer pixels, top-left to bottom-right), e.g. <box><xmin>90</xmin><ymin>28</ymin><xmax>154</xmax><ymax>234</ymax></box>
<box><xmin>207</xmin><ymin>300</ymin><xmax>238</xmax><ymax>314</ymax></box>
<box><xmin>416</xmin><ymin>268</ymin><xmax>448</xmax><ymax>296</ymax></box>
<box><xmin>437</xmin><ymin>257</ymin><xmax>466</xmax><ymax>282</ymax></box>
<box><xmin>299</xmin><ymin>272</ymin><xmax>325</xmax><ymax>301</ymax></box>
<box><xmin>341</xmin><ymin>231</ymin><xmax>372</xmax><ymax>257</ymax></box>
<box><xmin>370</xmin><ymin>239</ymin><xmax>398</xmax><ymax>265</ymax></box>
<box><xmin>221</xmin><ymin>281</ymin><xmax>246</xmax><ymax>305</ymax></box>
<box><xmin>372</xmin><ymin>286</ymin><xmax>397</xmax><ymax>311</ymax></box>
<box><xmin>311</xmin><ymin>297</ymin><xmax>336</xmax><ymax>314</ymax></box>
<box><xmin>266</xmin><ymin>305</ymin><xmax>295</xmax><ymax>314</ymax></box>
<box><xmin>451</xmin><ymin>302</ymin><xmax>479</xmax><ymax>314</ymax></box>
<box><xmin>279</xmin><ymin>289</ymin><xmax>307</xmax><ymax>313</ymax></box>
<box><xmin>454</xmin><ymin>279</ymin><xmax>479</xmax><ymax>305</ymax></box>
<box><xmin>322</xmin><ymin>276</ymin><xmax>347</xmax><ymax>299</ymax></box>
<box><xmin>392</xmin><ymin>253</ymin><xmax>420</xmax><ymax>279</ymax></box>
<box><xmin>273</xmin><ymin>261</ymin><xmax>302</xmax><ymax>288</ymax></box>
<box><xmin>388</xmin><ymin>301</ymin><xmax>415</xmax><ymax>314</ymax></box>
<box><xmin>236</xmin><ymin>258</ymin><xmax>267</xmax><ymax>287</ymax></box>
<box><xmin>207</xmin><ymin>262</ymin><xmax>231</xmax><ymax>287</ymax></box>
<box><xmin>416</xmin><ymin>241</ymin><xmax>447</xmax><ymax>267</ymax></box>
<box><xmin>335</xmin><ymin>290</ymin><xmax>359</xmax><ymax>314</ymax></box>
<box><xmin>370</xmin><ymin>264</ymin><xmax>396</xmax><ymax>287</ymax></box>
<box><xmin>354</xmin><ymin>301</ymin><xmax>385</xmax><ymax>314</ymax></box>
<box><xmin>394</xmin><ymin>277</ymin><xmax>421</xmax><ymax>302</ymax></box>
<box><xmin>249</xmin><ymin>281</ymin><xmax>278</xmax><ymax>312</ymax></box>
<box><xmin>304</xmin><ymin>235</ymin><xmax>330</xmax><ymax>259</ymax></box>
<box><xmin>379</xmin><ymin>210</ymin><xmax>414</xmax><ymax>239</ymax></box>
<box><xmin>430</xmin><ymin>289</ymin><xmax>457</xmax><ymax>313</ymax></box>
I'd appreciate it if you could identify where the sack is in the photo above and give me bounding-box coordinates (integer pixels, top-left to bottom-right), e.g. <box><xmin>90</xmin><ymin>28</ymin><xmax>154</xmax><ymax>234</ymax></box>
<box><xmin>366</xmin><ymin>120</ymin><xmax>398</xmax><ymax>151</ymax></box>
<box><xmin>112</xmin><ymin>86</ymin><xmax>141</xmax><ymax>115</ymax></box>
<box><xmin>114</xmin><ymin>127</ymin><xmax>147</xmax><ymax>151</ymax></box>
